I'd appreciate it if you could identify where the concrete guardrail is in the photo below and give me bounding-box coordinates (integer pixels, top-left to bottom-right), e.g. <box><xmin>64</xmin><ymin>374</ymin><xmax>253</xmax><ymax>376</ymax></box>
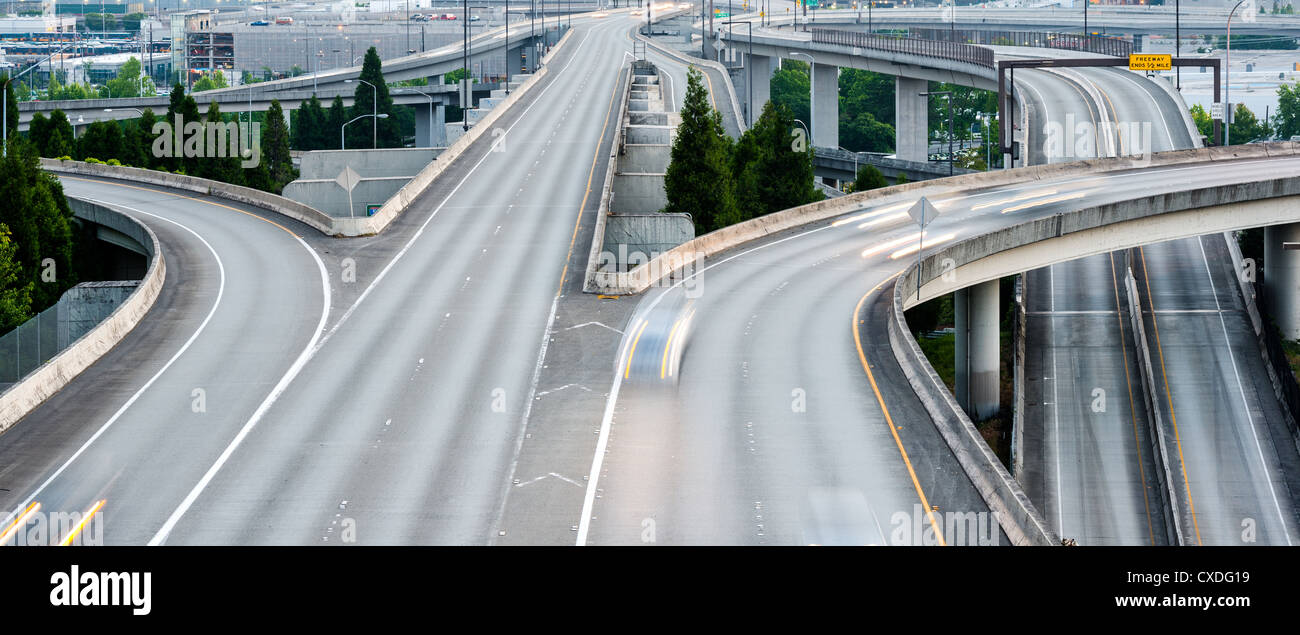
<box><xmin>0</xmin><ymin>197</ymin><xmax>165</xmax><ymax>435</ymax></box>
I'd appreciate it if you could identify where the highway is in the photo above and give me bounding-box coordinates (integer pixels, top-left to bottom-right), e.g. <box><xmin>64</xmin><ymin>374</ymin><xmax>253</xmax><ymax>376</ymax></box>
<box><xmin>4</xmin><ymin>6</ymin><xmax>1300</xmax><ymax>547</ymax></box>
<box><xmin>1135</xmin><ymin>235</ymin><xmax>1300</xmax><ymax>545</ymax></box>
<box><xmin>142</xmin><ymin>15</ymin><xmax>636</xmax><ymax>544</ymax></box>
<box><xmin>0</xmin><ymin>177</ymin><xmax>330</xmax><ymax>544</ymax></box>
<box><xmin>1015</xmin><ymin>63</ymin><xmax>1188</xmax><ymax>545</ymax></box>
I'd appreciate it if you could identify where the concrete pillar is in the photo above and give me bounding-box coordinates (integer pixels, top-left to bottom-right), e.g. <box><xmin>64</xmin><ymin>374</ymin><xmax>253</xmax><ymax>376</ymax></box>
<box><xmin>895</xmin><ymin>76</ymin><xmax>928</xmax><ymax>163</ymax></box>
<box><xmin>812</xmin><ymin>62</ymin><xmax>838</xmax><ymax>148</ymax></box>
<box><xmin>955</xmin><ymin>280</ymin><xmax>1000</xmax><ymax>420</ymax></box>
<box><xmin>414</xmin><ymin>102</ymin><xmax>447</xmax><ymax>148</ymax></box>
<box><xmin>749</xmin><ymin>53</ymin><xmax>771</xmax><ymax>120</ymax></box>
<box><xmin>1266</xmin><ymin>223</ymin><xmax>1300</xmax><ymax>339</ymax></box>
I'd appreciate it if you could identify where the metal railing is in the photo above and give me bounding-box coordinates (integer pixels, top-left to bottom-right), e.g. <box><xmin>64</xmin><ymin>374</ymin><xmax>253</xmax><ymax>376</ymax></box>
<box><xmin>909</xmin><ymin>27</ymin><xmax>1132</xmax><ymax>58</ymax></box>
<box><xmin>811</xmin><ymin>28</ymin><xmax>996</xmax><ymax>68</ymax></box>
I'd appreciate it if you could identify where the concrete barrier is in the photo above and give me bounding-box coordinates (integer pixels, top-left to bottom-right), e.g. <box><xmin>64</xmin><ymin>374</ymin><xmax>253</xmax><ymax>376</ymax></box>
<box><xmin>634</xmin><ymin>26</ymin><xmax>748</xmax><ymax>134</ymax></box>
<box><xmin>888</xmin><ymin>275</ymin><xmax>1059</xmax><ymax>546</ymax></box>
<box><xmin>1011</xmin><ymin>274</ymin><xmax>1027</xmax><ymax>479</ymax></box>
<box><xmin>0</xmin><ymin>197</ymin><xmax>165</xmax><ymax>435</ymax></box>
<box><xmin>357</xmin><ymin>29</ymin><xmax>572</xmax><ymax>236</ymax></box>
<box><xmin>42</xmin><ymin>158</ymin><xmax>337</xmax><ymax>236</ymax></box>
<box><xmin>1122</xmin><ymin>265</ymin><xmax>1185</xmax><ymax>546</ymax></box>
<box><xmin>583</xmin><ymin>60</ymin><xmax>634</xmax><ymax>293</ymax></box>
<box><xmin>1222</xmin><ymin>230</ymin><xmax>1300</xmax><ymax>458</ymax></box>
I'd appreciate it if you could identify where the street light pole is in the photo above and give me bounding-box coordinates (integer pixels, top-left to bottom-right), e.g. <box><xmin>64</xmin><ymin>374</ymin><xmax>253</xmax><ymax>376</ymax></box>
<box><xmin>342</xmin><ymin>112</ymin><xmax>388</xmax><ymax>150</ymax></box>
<box><xmin>346</xmin><ymin>78</ymin><xmax>379</xmax><ymax>148</ymax></box>
<box><xmin>1227</xmin><ymin>0</ymin><xmax>1244</xmax><ymax>146</ymax></box>
<box><xmin>1176</xmin><ymin>0</ymin><xmax>1181</xmax><ymax>89</ymax></box>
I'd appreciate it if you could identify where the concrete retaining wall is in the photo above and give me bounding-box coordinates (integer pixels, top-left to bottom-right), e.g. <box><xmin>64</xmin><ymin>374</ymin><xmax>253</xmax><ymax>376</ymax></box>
<box><xmin>1122</xmin><ymin>263</ymin><xmax>1185</xmax><ymax>546</ymax></box>
<box><xmin>611</xmin><ymin>173</ymin><xmax>669</xmax><ymax>214</ymax></box>
<box><xmin>888</xmin><ymin>275</ymin><xmax>1059</xmax><ymax>546</ymax></box>
<box><xmin>602</xmin><ymin>213</ymin><xmax>695</xmax><ymax>259</ymax></box>
<box><xmin>42</xmin><ymin>158</ymin><xmax>337</xmax><ymax>236</ymax></box>
<box><xmin>0</xmin><ymin>197</ymin><xmax>165</xmax><ymax>435</ymax></box>
<box><xmin>296</xmin><ymin>147</ymin><xmax>441</xmax><ymax>179</ymax></box>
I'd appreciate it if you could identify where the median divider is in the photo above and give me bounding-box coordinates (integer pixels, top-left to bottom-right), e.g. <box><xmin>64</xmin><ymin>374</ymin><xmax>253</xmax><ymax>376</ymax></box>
<box><xmin>1121</xmin><ymin>260</ymin><xmax>1185</xmax><ymax>546</ymax></box>
<box><xmin>0</xmin><ymin>197</ymin><xmax>165</xmax><ymax>435</ymax></box>
<box><xmin>887</xmin><ymin>275</ymin><xmax>1059</xmax><ymax>546</ymax></box>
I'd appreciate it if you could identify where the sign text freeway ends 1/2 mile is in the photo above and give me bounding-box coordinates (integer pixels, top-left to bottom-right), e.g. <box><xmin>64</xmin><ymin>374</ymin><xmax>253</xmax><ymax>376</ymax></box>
<box><xmin>1129</xmin><ymin>54</ymin><xmax>1172</xmax><ymax>72</ymax></box>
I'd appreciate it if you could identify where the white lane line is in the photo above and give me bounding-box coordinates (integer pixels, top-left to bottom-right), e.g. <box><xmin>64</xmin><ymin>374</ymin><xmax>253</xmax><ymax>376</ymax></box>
<box><xmin>1049</xmin><ymin>265</ymin><xmax>1064</xmax><ymax>539</ymax></box>
<box><xmin>1194</xmin><ymin>236</ymin><xmax>1293</xmax><ymax>545</ymax></box>
<box><xmin>577</xmin><ymin>221</ymin><xmax>838</xmax><ymax>545</ymax></box>
<box><xmin>6</xmin><ymin>202</ymin><xmax>226</xmax><ymax>522</ymax></box>
<box><xmin>311</xmin><ymin>29</ymin><xmax>594</xmax><ymax>353</ymax></box>
<box><xmin>149</xmin><ymin>218</ymin><xmax>332</xmax><ymax>545</ymax></box>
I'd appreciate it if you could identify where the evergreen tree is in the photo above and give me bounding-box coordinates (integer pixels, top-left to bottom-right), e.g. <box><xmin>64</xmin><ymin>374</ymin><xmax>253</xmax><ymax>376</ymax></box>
<box><xmin>45</xmin><ymin>110</ymin><xmax>74</xmax><ymax>158</ymax></box>
<box><xmin>294</xmin><ymin>95</ymin><xmax>326</xmax><ymax>150</ymax></box>
<box><xmin>199</xmin><ymin>101</ymin><xmax>242</xmax><ymax>184</ymax></box>
<box><xmin>348</xmin><ymin>47</ymin><xmax>401</xmax><ymax>148</ymax></box>
<box><xmin>137</xmin><ymin>108</ymin><xmax>159</xmax><ymax>168</ymax></box>
<box><xmin>851</xmin><ymin>164</ymin><xmax>889</xmax><ymax>193</ymax></box>
<box><xmin>28</xmin><ymin>113</ymin><xmax>50</xmax><ymax>156</ymax></box>
<box><xmin>745</xmin><ymin>100</ymin><xmax>821</xmax><ymax>216</ymax></box>
<box><xmin>75</xmin><ymin>120</ymin><xmax>124</xmax><ymax>162</ymax></box>
<box><xmin>327</xmin><ymin>96</ymin><xmax>348</xmax><ymax>149</ymax></box>
<box><xmin>663</xmin><ymin>67</ymin><xmax>737</xmax><ymax>234</ymax></box>
<box><xmin>0</xmin><ymin>140</ymin><xmax>76</xmax><ymax>314</ymax></box>
<box><xmin>261</xmin><ymin>100</ymin><xmax>296</xmax><ymax>192</ymax></box>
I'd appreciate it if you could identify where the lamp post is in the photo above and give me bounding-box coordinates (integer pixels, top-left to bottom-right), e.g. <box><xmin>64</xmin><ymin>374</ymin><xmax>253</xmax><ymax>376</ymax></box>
<box><xmin>920</xmin><ymin>90</ymin><xmax>953</xmax><ymax>176</ymax></box>
<box><xmin>345</xmin><ymin>78</ymin><xmax>379</xmax><ymax>148</ymax></box>
<box><xmin>505</xmin><ymin>0</ymin><xmax>510</xmax><ymax>92</ymax></box>
<box><xmin>464</xmin><ymin>0</ymin><xmax>470</xmax><ymax>130</ymax></box>
<box><xmin>103</xmin><ymin>107</ymin><xmax>145</xmax><ymax>116</ymax></box>
<box><xmin>1227</xmin><ymin>0</ymin><xmax>1245</xmax><ymax>146</ymax></box>
<box><xmin>1176</xmin><ymin>0</ymin><xmax>1181</xmax><ymax>89</ymax></box>
<box><xmin>342</xmin><ymin>112</ymin><xmax>388</xmax><ymax>150</ymax></box>
<box><xmin>789</xmin><ymin>50</ymin><xmax>815</xmax><ymax>144</ymax></box>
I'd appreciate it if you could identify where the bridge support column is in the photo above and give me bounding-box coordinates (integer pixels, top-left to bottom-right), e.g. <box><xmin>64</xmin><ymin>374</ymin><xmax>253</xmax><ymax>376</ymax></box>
<box><xmin>414</xmin><ymin>102</ymin><xmax>447</xmax><ymax>148</ymax></box>
<box><xmin>749</xmin><ymin>53</ymin><xmax>771</xmax><ymax>119</ymax></box>
<box><xmin>1266</xmin><ymin>223</ymin><xmax>1300</xmax><ymax>339</ymax></box>
<box><xmin>955</xmin><ymin>279</ymin><xmax>1000</xmax><ymax>420</ymax></box>
<box><xmin>812</xmin><ymin>62</ymin><xmax>838</xmax><ymax>148</ymax></box>
<box><xmin>895</xmin><ymin>76</ymin><xmax>928</xmax><ymax>163</ymax></box>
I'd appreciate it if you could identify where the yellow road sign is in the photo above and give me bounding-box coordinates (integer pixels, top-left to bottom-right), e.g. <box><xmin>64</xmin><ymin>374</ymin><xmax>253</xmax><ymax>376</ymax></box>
<box><xmin>1129</xmin><ymin>54</ymin><xmax>1172</xmax><ymax>71</ymax></box>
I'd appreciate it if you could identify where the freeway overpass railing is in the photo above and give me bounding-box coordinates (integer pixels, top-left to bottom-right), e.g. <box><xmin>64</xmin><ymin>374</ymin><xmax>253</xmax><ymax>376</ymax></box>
<box><xmin>907</xmin><ymin>27</ymin><xmax>1132</xmax><ymax>58</ymax></box>
<box><xmin>811</xmin><ymin>28</ymin><xmax>995</xmax><ymax>68</ymax></box>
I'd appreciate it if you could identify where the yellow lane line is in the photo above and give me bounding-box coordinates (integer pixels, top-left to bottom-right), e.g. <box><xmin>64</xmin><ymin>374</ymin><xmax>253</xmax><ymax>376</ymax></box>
<box><xmin>556</xmin><ymin>62</ymin><xmax>626</xmax><ymax>295</ymax></box>
<box><xmin>853</xmin><ymin>273</ymin><xmax>947</xmax><ymax>546</ymax></box>
<box><xmin>1138</xmin><ymin>245</ymin><xmax>1203</xmax><ymax>545</ymax></box>
<box><xmin>1108</xmin><ymin>253</ymin><xmax>1157</xmax><ymax>546</ymax></box>
<box><xmin>58</xmin><ymin>499</ymin><xmax>106</xmax><ymax>546</ymax></box>
<box><xmin>624</xmin><ymin>319</ymin><xmax>649</xmax><ymax>379</ymax></box>
<box><xmin>0</xmin><ymin>501</ymin><xmax>41</xmax><ymax>546</ymax></box>
<box><xmin>660</xmin><ymin>318</ymin><xmax>683</xmax><ymax>379</ymax></box>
